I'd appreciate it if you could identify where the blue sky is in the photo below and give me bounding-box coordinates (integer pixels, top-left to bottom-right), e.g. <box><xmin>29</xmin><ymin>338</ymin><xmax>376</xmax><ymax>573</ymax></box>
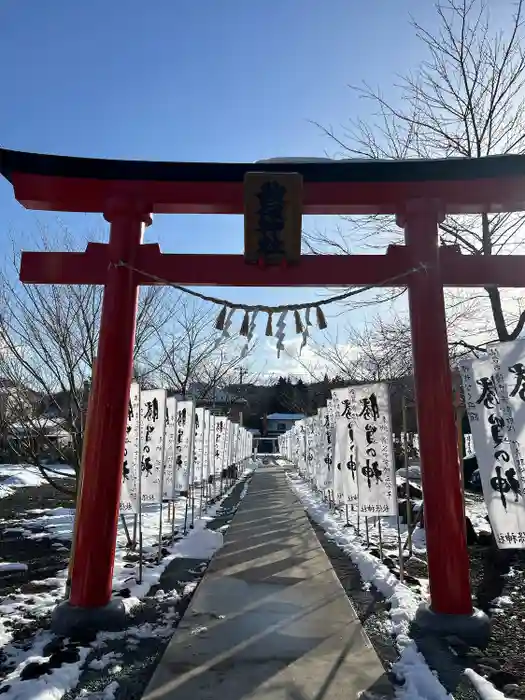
<box><xmin>0</xmin><ymin>0</ymin><xmax>437</xmax><ymax>374</ymax></box>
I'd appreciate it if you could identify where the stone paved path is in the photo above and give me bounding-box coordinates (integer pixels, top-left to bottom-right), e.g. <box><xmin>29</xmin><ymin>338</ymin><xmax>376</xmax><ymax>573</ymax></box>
<box><xmin>143</xmin><ymin>461</ymin><xmax>393</xmax><ymax>700</ymax></box>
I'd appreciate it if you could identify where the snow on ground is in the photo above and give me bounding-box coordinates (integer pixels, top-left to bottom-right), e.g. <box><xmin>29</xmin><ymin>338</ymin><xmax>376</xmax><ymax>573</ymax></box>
<box><xmin>0</xmin><ymin>493</ymin><xmax>217</xmax><ymax>649</ymax></box>
<box><xmin>287</xmin><ymin>471</ymin><xmax>452</xmax><ymax>700</ymax></box>
<box><xmin>287</xmin><ymin>467</ymin><xmax>515</xmax><ymax>699</ymax></box>
<box><xmin>303</xmin><ymin>479</ymin><xmax>428</xmax><ymax>560</ymax></box>
<box><xmin>464</xmin><ymin>669</ymin><xmax>513</xmax><ymax>700</ymax></box>
<box><xmin>464</xmin><ymin>493</ymin><xmax>492</xmax><ymax>535</ymax></box>
<box><xmin>399</xmin><ymin>465</ymin><xmax>422</xmax><ymax>482</ymax></box>
<box><xmin>0</xmin><ymin>562</ymin><xmax>28</xmax><ymax>573</ymax></box>
<box><xmin>5</xmin><ymin>646</ymin><xmax>92</xmax><ymax>700</ymax></box>
<box><xmin>79</xmin><ymin>679</ymin><xmax>119</xmax><ymax>700</ymax></box>
<box><xmin>0</xmin><ymin>461</ymin><xmax>258</xmax><ymax>700</ymax></box>
<box><xmin>0</xmin><ymin>464</ymin><xmax>75</xmax><ymax>499</ymax></box>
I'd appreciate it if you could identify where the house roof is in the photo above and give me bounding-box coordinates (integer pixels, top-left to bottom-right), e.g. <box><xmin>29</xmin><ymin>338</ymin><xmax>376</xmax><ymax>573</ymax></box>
<box><xmin>266</xmin><ymin>413</ymin><xmax>305</xmax><ymax>421</ymax></box>
<box><xmin>0</xmin><ymin>378</ymin><xmax>41</xmax><ymax>401</ymax></box>
<box><xmin>9</xmin><ymin>416</ymin><xmax>70</xmax><ymax>435</ymax></box>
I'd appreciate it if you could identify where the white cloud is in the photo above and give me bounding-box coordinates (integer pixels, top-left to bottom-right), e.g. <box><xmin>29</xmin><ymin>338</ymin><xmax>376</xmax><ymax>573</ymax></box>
<box><xmin>220</xmin><ymin>286</ymin><xmax>525</xmax><ymax>384</ymax></box>
<box><xmin>254</xmin><ymin>335</ymin><xmax>357</xmax><ymax>381</ymax></box>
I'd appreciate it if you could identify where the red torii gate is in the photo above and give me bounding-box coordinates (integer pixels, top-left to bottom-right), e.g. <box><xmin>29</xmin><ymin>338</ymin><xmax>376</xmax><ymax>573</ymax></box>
<box><xmin>2</xmin><ymin>148</ymin><xmax>523</xmax><ymax>637</ymax></box>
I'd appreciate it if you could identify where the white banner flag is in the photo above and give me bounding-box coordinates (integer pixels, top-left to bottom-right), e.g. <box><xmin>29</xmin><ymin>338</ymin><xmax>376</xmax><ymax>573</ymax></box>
<box><xmin>488</xmin><ymin>340</ymin><xmax>525</xmax><ymax>498</ymax></box>
<box><xmin>332</xmin><ymin>388</ymin><xmax>359</xmax><ymax>507</ymax></box>
<box><xmin>319</xmin><ymin>411</ymin><xmax>327</xmax><ymax>489</ymax></box>
<box><xmin>460</xmin><ymin>357</ymin><xmax>525</xmax><ymax>548</ymax></box>
<box><xmin>120</xmin><ymin>382</ymin><xmax>140</xmax><ymax>512</ymax></box>
<box><xmin>173</xmin><ymin>400</ymin><xmax>195</xmax><ymax>495</ymax></box>
<box><xmin>213</xmin><ymin>417</ymin><xmax>226</xmax><ymax>480</ymax></box>
<box><xmin>306</xmin><ymin>417</ymin><xmax>315</xmax><ymax>479</ymax></box>
<box><xmin>231</xmin><ymin>423</ymin><xmax>240</xmax><ymax>465</ymax></box>
<box><xmin>324</xmin><ymin>399</ymin><xmax>336</xmax><ymax>491</ymax></box>
<box><xmin>296</xmin><ymin>420</ymin><xmax>307</xmax><ymax>473</ymax></box>
<box><xmin>293</xmin><ymin>421</ymin><xmax>300</xmax><ymax>467</ymax></box>
<box><xmin>193</xmin><ymin>408</ymin><xmax>206</xmax><ymax>484</ymax></box>
<box><xmin>222</xmin><ymin>420</ymin><xmax>232</xmax><ymax>472</ymax></box>
<box><xmin>163</xmin><ymin>397</ymin><xmax>177</xmax><ymax>500</ymax></box>
<box><xmin>202</xmin><ymin>410</ymin><xmax>210</xmax><ymax>481</ymax></box>
<box><xmin>351</xmin><ymin>383</ymin><xmax>397</xmax><ymax>516</ymax></box>
<box><xmin>139</xmin><ymin>389</ymin><xmax>166</xmax><ymax>504</ymax></box>
<box><xmin>312</xmin><ymin>408</ymin><xmax>326</xmax><ymax>489</ymax></box>
<box><xmin>203</xmin><ymin>412</ymin><xmax>213</xmax><ymax>482</ymax></box>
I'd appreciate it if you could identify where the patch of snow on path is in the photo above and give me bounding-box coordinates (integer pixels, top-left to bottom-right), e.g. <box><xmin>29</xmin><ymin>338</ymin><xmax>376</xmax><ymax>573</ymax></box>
<box><xmin>78</xmin><ymin>679</ymin><xmax>120</xmax><ymax>700</ymax></box>
<box><xmin>464</xmin><ymin>669</ymin><xmax>517</xmax><ymax>700</ymax></box>
<box><xmin>4</xmin><ymin>647</ymin><xmax>91</xmax><ymax>700</ymax></box>
<box><xmin>287</xmin><ymin>471</ymin><xmax>452</xmax><ymax>700</ymax></box>
<box><xmin>0</xmin><ymin>562</ymin><xmax>28</xmax><ymax>573</ymax></box>
<box><xmin>0</xmin><ymin>464</ymin><xmax>75</xmax><ymax>499</ymax></box>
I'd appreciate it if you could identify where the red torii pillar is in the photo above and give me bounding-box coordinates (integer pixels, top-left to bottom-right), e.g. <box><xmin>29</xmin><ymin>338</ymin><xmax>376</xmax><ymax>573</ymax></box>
<box><xmin>398</xmin><ymin>203</ymin><xmax>473</xmax><ymax>626</ymax></box>
<box><xmin>4</xmin><ymin>149</ymin><xmax>523</xmax><ymax>639</ymax></box>
<box><xmin>68</xmin><ymin>203</ymin><xmax>151</xmax><ymax>611</ymax></box>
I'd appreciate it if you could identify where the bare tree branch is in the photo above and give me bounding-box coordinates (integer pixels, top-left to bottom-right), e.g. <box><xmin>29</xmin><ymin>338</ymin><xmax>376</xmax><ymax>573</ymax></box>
<box><xmin>0</xmin><ymin>227</ymin><xmax>174</xmax><ymax>496</ymax></box>
<box><xmin>313</xmin><ymin>0</ymin><xmax>525</xmax><ymax>341</ymax></box>
<box><xmin>147</xmin><ymin>296</ymin><xmax>255</xmax><ymax>403</ymax></box>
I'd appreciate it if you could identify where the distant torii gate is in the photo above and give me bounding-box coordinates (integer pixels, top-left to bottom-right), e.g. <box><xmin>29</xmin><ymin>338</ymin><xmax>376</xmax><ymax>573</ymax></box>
<box><xmin>2</xmin><ymin>148</ymin><xmax>524</xmax><ymax>636</ymax></box>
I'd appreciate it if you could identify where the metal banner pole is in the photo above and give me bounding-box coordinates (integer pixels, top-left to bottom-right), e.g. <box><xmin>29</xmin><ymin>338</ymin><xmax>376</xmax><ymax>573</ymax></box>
<box><xmin>132</xmin><ymin>513</ymin><xmax>138</xmax><ymax>549</ymax></box>
<box><xmin>170</xmin><ymin>498</ymin><xmax>177</xmax><ymax>542</ymax></box>
<box><xmin>189</xmin><ymin>403</ymin><xmax>197</xmax><ymax>530</ymax></box>
<box><xmin>183</xmin><ymin>495</ymin><xmax>189</xmax><ymax>535</ymax></box>
<box><xmin>198</xmin><ymin>411</ymin><xmax>205</xmax><ymax>519</ymax></box>
<box><xmin>137</xmin><ymin>385</ymin><xmax>143</xmax><ymax>585</ymax></box>
<box><xmin>120</xmin><ymin>515</ymin><xmax>132</xmax><ymax>548</ymax></box>
<box><xmin>402</xmin><ymin>395</ymin><xmax>413</xmax><ymax>557</ymax></box>
<box><xmin>157</xmin><ymin>414</ymin><xmax>167</xmax><ymax>564</ymax></box>
<box><xmin>454</xmin><ymin>384</ymin><xmax>467</xmax><ymax>525</ymax></box>
<box><xmin>396</xmin><ymin>513</ymin><xmax>405</xmax><ymax>582</ymax></box>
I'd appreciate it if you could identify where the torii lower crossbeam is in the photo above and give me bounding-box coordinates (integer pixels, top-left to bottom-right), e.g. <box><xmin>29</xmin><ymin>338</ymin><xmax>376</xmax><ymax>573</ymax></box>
<box><xmin>19</xmin><ymin>243</ymin><xmax>525</xmax><ymax>288</ymax></box>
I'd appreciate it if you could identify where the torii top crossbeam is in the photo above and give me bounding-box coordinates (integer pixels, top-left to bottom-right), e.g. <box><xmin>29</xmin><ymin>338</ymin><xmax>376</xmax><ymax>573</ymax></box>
<box><xmin>2</xmin><ymin>147</ymin><xmax>525</xmax><ymax>288</ymax></box>
<box><xmin>2</xmin><ymin>147</ymin><xmax>525</xmax><ymax>215</ymax></box>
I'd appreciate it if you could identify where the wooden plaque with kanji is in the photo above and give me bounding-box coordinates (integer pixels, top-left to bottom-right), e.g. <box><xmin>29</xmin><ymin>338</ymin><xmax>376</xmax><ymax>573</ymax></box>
<box><xmin>244</xmin><ymin>172</ymin><xmax>303</xmax><ymax>264</ymax></box>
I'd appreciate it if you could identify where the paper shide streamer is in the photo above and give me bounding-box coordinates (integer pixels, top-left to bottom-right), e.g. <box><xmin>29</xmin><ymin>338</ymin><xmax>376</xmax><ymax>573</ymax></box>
<box><xmin>275</xmin><ymin>311</ymin><xmax>288</xmax><ymax>358</ymax></box>
<box><xmin>212</xmin><ymin>302</ymin><xmax>330</xmax><ymax>357</ymax></box>
<box><xmin>117</xmin><ymin>259</ymin><xmax>426</xmax><ymax>359</ymax></box>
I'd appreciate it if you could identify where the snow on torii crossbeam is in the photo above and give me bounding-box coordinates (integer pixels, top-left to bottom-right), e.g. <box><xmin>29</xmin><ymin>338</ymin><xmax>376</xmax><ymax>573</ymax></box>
<box><xmin>2</xmin><ymin>147</ymin><xmax>523</xmax><ymax>638</ymax></box>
